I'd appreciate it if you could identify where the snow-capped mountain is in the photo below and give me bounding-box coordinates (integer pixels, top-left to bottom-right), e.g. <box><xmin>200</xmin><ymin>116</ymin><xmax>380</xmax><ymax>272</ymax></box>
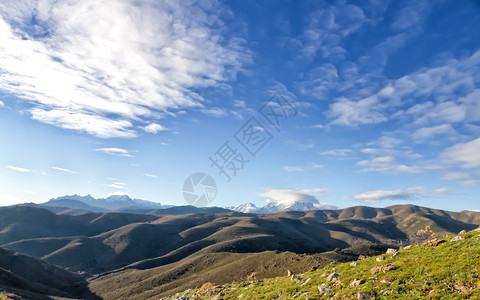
<box><xmin>43</xmin><ymin>194</ymin><xmax>170</xmax><ymax>211</ymax></box>
<box><xmin>226</xmin><ymin>202</ymin><xmax>260</xmax><ymax>213</ymax></box>
<box><xmin>228</xmin><ymin>200</ymin><xmax>337</xmax><ymax>214</ymax></box>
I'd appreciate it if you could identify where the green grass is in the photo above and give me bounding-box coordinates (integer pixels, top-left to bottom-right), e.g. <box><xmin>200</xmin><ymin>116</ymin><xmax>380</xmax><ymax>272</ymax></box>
<box><xmin>169</xmin><ymin>229</ymin><xmax>480</xmax><ymax>299</ymax></box>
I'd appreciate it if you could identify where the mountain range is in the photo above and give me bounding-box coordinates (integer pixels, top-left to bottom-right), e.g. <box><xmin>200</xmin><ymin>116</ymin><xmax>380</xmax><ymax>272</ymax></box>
<box><xmin>0</xmin><ymin>203</ymin><xmax>479</xmax><ymax>298</ymax></box>
<box><xmin>28</xmin><ymin>193</ymin><xmax>340</xmax><ymax>215</ymax></box>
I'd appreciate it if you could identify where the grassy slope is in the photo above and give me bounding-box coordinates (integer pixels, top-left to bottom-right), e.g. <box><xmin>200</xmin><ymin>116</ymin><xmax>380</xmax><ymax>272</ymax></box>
<box><xmin>173</xmin><ymin>228</ymin><xmax>480</xmax><ymax>299</ymax></box>
<box><xmin>88</xmin><ymin>245</ymin><xmax>390</xmax><ymax>299</ymax></box>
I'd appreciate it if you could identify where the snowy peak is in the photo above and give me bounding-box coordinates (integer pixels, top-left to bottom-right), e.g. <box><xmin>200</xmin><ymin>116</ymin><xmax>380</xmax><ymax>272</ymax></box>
<box><xmin>227</xmin><ymin>202</ymin><xmax>260</xmax><ymax>214</ymax></box>
<box><xmin>45</xmin><ymin>194</ymin><xmax>167</xmax><ymax>211</ymax></box>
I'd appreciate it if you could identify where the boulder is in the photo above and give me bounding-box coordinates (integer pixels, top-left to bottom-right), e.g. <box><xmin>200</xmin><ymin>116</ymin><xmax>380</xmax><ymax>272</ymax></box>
<box><xmin>371</xmin><ymin>263</ymin><xmax>398</xmax><ymax>274</ymax></box>
<box><xmin>326</xmin><ymin>272</ymin><xmax>341</xmax><ymax>282</ymax></box>
<box><xmin>424</xmin><ymin>239</ymin><xmax>446</xmax><ymax>247</ymax></box>
<box><xmin>350</xmin><ymin>278</ymin><xmax>365</xmax><ymax>287</ymax></box>
<box><xmin>357</xmin><ymin>293</ymin><xmax>371</xmax><ymax>299</ymax></box>
<box><xmin>450</xmin><ymin>236</ymin><xmax>465</xmax><ymax>242</ymax></box>
<box><xmin>376</xmin><ymin>256</ymin><xmax>385</xmax><ymax>262</ymax></box>
<box><xmin>386</xmin><ymin>248</ymin><xmax>397</xmax><ymax>254</ymax></box>
<box><xmin>459</xmin><ymin>230</ymin><xmax>467</xmax><ymax>234</ymax></box>
<box><xmin>318</xmin><ymin>285</ymin><xmax>331</xmax><ymax>292</ymax></box>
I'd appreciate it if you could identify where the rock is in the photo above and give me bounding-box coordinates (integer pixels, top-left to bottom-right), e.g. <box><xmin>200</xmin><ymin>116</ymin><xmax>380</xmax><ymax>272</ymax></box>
<box><xmin>376</xmin><ymin>256</ymin><xmax>385</xmax><ymax>262</ymax></box>
<box><xmin>459</xmin><ymin>230</ymin><xmax>467</xmax><ymax>234</ymax></box>
<box><xmin>287</xmin><ymin>270</ymin><xmax>292</xmax><ymax>276</ymax></box>
<box><xmin>371</xmin><ymin>263</ymin><xmax>398</xmax><ymax>274</ymax></box>
<box><xmin>300</xmin><ymin>278</ymin><xmax>312</xmax><ymax>286</ymax></box>
<box><xmin>326</xmin><ymin>272</ymin><xmax>341</xmax><ymax>282</ymax></box>
<box><xmin>386</xmin><ymin>248</ymin><xmax>397</xmax><ymax>254</ymax></box>
<box><xmin>392</xmin><ymin>252</ymin><xmax>399</xmax><ymax>257</ymax></box>
<box><xmin>318</xmin><ymin>285</ymin><xmax>331</xmax><ymax>292</ymax></box>
<box><xmin>350</xmin><ymin>261</ymin><xmax>358</xmax><ymax>267</ymax></box>
<box><xmin>290</xmin><ymin>274</ymin><xmax>297</xmax><ymax>281</ymax></box>
<box><xmin>350</xmin><ymin>278</ymin><xmax>365</xmax><ymax>287</ymax></box>
<box><xmin>358</xmin><ymin>255</ymin><xmax>367</xmax><ymax>260</ymax></box>
<box><xmin>402</xmin><ymin>245</ymin><xmax>412</xmax><ymax>250</ymax></box>
<box><xmin>357</xmin><ymin>292</ymin><xmax>371</xmax><ymax>299</ymax></box>
<box><xmin>474</xmin><ymin>227</ymin><xmax>480</xmax><ymax>231</ymax></box>
<box><xmin>211</xmin><ymin>293</ymin><xmax>223</xmax><ymax>300</ymax></box>
<box><xmin>450</xmin><ymin>236</ymin><xmax>465</xmax><ymax>242</ymax></box>
<box><xmin>424</xmin><ymin>239</ymin><xmax>446</xmax><ymax>247</ymax></box>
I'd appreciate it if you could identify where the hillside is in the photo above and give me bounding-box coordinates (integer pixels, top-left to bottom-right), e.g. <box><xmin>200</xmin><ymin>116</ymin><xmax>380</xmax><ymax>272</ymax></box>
<box><xmin>164</xmin><ymin>228</ymin><xmax>480</xmax><ymax>299</ymax></box>
<box><xmin>0</xmin><ymin>247</ymin><xmax>100</xmax><ymax>299</ymax></box>
<box><xmin>1</xmin><ymin>205</ymin><xmax>480</xmax><ymax>274</ymax></box>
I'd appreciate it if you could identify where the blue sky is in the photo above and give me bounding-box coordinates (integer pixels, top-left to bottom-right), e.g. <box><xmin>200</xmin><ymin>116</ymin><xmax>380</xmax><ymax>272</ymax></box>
<box><xmin>0</xmin><ymin>0</ymin><xmax>479</xmax><ymax>211</ymax></box>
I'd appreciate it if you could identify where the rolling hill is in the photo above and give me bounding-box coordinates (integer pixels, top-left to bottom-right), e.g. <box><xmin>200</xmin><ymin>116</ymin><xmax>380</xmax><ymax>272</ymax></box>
<box><xmin>0</xmin><ymin>204</ymin><xmax>479</xmax><ymax>298</ymax></box>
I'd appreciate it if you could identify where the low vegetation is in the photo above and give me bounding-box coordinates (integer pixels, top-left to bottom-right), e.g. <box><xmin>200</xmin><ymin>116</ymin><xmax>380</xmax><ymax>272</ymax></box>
<box><xmin>169</xmin><ymin>228</ymin><xmax>480</xmax><ymax>299</ymax></box>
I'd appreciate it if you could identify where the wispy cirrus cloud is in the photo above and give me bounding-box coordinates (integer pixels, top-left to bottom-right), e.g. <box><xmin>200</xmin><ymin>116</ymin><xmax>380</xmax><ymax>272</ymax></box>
<box><xmin>95</xmin><ymin>148</ymin><xmax>134</xmax><ymax>157</ymax></box>
<box><xmin>283</xmin><ymin>163</ymin><xmax>323</xmax><ymax>172</ymax></box>
<box><xmin>0</xmin><ymin>0</ymin><xmax>249</xmax><ymax>138</ymax></box>
<box><xmin>354</xmin><ymin>186</ymin><xmax>449</xmax><ymax>203</ymax></box>
<box><xmin>6</xmin><ymin>165</ymin><xmax>32</xmax><ymax>173</ymax></box>
<box><xmin>51</xmin><ymin>166</ymin><xmax>77</xmax><ymax>174</ymax></box>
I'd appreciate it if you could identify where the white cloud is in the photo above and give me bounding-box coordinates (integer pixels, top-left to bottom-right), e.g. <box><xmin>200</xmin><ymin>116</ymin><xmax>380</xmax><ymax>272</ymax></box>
<box><xmin>143</xmin><ymin>123</ymin><xmax>168</xmax><ymax>134</ymax></box>
<box><xmin>355</xmin><ymin>156</ymin><xmax>430</xmax><ymax>174</ymax></box>
<box><xmin>312</xmin><ymin>124</ymin><xmax>324</xmax><ymax>129</ymax></box>
<box><xmin>318</xmin><ymin>149</ymin><xmax>353</xmax><ymax>156</ymax></box>
<box><xmin>442</xmin><ymin>137</ymin><xmax>480</xmax><ymax>168</ymax></box>
<box><xmin>328</xmin><ymin>96</ymin><xmax>388</xmax><ymax>126</ymax></box>
<box><xmin>0</xmin><ymin>1</ymin><xmax>249</xmax><ymax>138</ymax></box>
<box><xmin>412</xmin><ymin>124</ymin><xmax>457</xmax><ymax>142</ymax></box>
<box><xmin>95</xmin><ymin>148</ymin><xmax>134</xmax><ymax>157</ymax></box>
<box><xmin>0</xmin><ymin>100</ymin><xmax>3</xmax><ymax>107</ymax></box>
<box><xmin>6</xmin><ymin>165</ymin><xmax>32</xmax><ymax>173</ymax></box>
<box><xmin>353</xmin><ymin>186</ymin><xmax>449</xmax><ymax>202</ymax></box>
<box><xmin>144</xmin><ymin>174</ymin><xmax>157</xmax><ymax>178</ymax></box>
<box><xmin>283</xmin><ymin>163</ymin><xmax>323</xmax><ymax>172</ymax></box>
<box><xmin>106</xmin><ymin>184</ymin><xmax>126</xmax><ymax>189</ymax></box>
<box><xmin>258</xmin><ymin>188</ymin><xmax>335</xmax><ymax>209</ymax></box>
<box><xmin>201</xmin><ymin>107</ymin><xmax>229</xmax><ymax>118</ymax></box>
<box><xmin>233</xmin><ymin>100</ymin><xmax>246</xmax><ymax>108</ymax></box>
<box><xmin>51</xmin><ymin>166</ymin><xmax>76</xmax><ymax>174</ymax></box>
<box><xmin>441</xmin><ymin>172</ymin><xmax>470</xmax><ymax>181</ymax></box>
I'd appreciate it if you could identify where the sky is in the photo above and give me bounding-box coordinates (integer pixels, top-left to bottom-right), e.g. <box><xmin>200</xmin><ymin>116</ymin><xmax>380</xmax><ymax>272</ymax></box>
<box><xmin>0</xmin><ymin>0</ymin><xmax>479</xmax><ymax>211</ymax></box>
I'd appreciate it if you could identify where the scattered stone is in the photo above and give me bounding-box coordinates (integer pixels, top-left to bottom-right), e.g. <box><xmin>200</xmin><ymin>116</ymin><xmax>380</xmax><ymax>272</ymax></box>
<box><xmin>318</xmin><ymin>285</ymin><xmax>331</xmax><ymax>293</ymax></box>
<box><xmin>459</xmin><ymin>230</ymin><xmax>467</xmax><ymax>234</ymax></box>
<box><xmin>402</xmin><ymin>245</ymin><xmax>412</xmax><ymax>250</ymax></box>
<box><xmin>350</xmin><ymin>261</ymin><xmax>358</xmax><ymax>267</ymax></box>
<box><xmin>327</xmin><ymin>272</ymin><xmax>341</xmax><ymax>281</ymax></box>
<box><xmin>287</xmin><ymin>270</ymin><xmax>292</xmax><ymax>276</ymax></box>
<box><xmin>392</xmin><ymin>252</ymin><xmax>399</xmax><ymax>257</ymax></box>
<box><xmin>357</xmin><ymin>292</ymin><xmax>371</xmax><ymax>299</ymax></box>
<box><xmin>211</xmin><ymin>293</ymin><xmax>223</xmax><ymax>300</ymax></box>
<box><xmin>450</xmin><ymin>236</ymin><xmax>465</xmax><ymax>242</ymax></box>
<box><xmin>474</xmin><ymin>227</ymin><xmax>480</xmax><ymax>231</ymax></box>
<box><xmin>376</xmin><ymin>256</ymin><xmax>385</xmax><ymax>262</ymax></box>
<box><xmin>371</xmin><ymin>263</ymin><xmax>398</xmax><ymax>274</ymax></box>
<box><xmin>300</xmin><ymin>278</ymin><xmax>312</xmax><ymax>286</ymax></box>
<box><xmin>350</xmin><ymin>278</ymin><xmax>365</xmax><ymax>287</ymax></box>
<box><xmin>424</xmin><ymin>239</ymin><xmax>446</xmax><ymax>247</ymax></box>
<box><xmin>358</xmin><ymin>255</ymin><xmax>368</xmax><ymax>260</ymax></box>
<box><xmin>386</xmin><ymin>248</ymin><xmax>397</xmax><ymax>254</ymax></box>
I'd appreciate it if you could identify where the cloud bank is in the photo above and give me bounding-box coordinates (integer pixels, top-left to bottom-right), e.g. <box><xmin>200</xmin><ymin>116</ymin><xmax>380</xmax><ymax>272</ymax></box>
<box><xmin>0</xmin><ymin>0</ymin><xmax>249</xmax><ymax>138</ymax></box>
